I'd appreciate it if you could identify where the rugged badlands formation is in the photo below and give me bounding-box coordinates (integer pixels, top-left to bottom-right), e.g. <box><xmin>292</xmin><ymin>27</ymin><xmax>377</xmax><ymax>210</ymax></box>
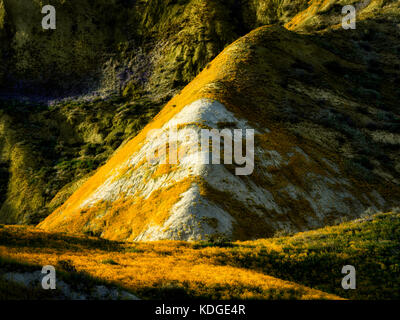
<box><xmin>1</xmin><ymin>0</ymin><xmax>314</xmax><ymax>224</ymax></box>
<box><xmin>40</xmin><ymin>21</ymin><xmax>400</xmax><ymax>241</ymax></box>
<box><xmin>0</xmin><ymin>0</ymin><xmax>399</xmax><ymax>240</ymax></box>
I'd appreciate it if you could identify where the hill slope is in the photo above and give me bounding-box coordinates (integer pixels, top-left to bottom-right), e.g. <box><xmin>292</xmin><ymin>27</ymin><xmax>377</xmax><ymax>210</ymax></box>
<box><xmin>1</xmin><ymin>0</ymin><xmax>400</xmax><ymax>228</ymax></box>
<box><xmin>0</xmin><ymin>0</ymin><xmax>310</xmax><ymax>224</ymax></box>
<box><xmin>39</xmin><ymin>19</ymin><xmax>400</xmax><ymax>241</ymax></box>
<box><xmin>3</xmin><ymin>211</ymin><xmax>400</xmax><ymax>299</ymax></box>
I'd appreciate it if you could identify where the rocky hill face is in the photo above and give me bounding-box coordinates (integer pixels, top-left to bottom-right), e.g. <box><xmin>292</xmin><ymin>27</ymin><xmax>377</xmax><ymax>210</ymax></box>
<box><xmin>40</xmin><ymin>0</ymin><xmax>400</xmax><ymax>241</ymax></box>
<box><xmin>2</xmin><ymin>1</ymin><xmax>400</xmax><ymax>240</ymax></box>
<box><xmin>0</xmin><ymin>0</ymin><xmax>310</xmax><ymax>98</ymax></box>
<box><xmin>0</xmin><ymin>0</ymin><xmax>310</xmax><ymax>224</ymax></box>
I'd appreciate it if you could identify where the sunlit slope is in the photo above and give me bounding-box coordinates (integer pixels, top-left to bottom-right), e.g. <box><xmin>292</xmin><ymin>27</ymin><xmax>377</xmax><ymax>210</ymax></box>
<box><xmin>238</xmin><ymin>211</ymin><xmax>400</xmax><ymax>300</ymax></box>
<box><xmin>0</xmin><ymin>225</ymin><xmax>341</xmax><ymax>300</ymax></box>
<box><xmin>0</xmin><ymin>0</ymin><xmax>312</xmax><ymax>225</ymax></box>
<box><xmin>3</xmin><ymin>212</ymin><xmax>400</xmax><ymax>299</ymax></box>
<box><xmin>39</xmin><ymin>24</ymin><xmax>400</xmax><ymax>241</ymax></box>
<box><xmin>286</xmin><ymin>0</ymin><xmax>400</xmax><ymax>32</ymax></box>
<box><xmin>1</xmin><ymin>0</ymin><xmax>399</xmax><ymax>227</ymax></box>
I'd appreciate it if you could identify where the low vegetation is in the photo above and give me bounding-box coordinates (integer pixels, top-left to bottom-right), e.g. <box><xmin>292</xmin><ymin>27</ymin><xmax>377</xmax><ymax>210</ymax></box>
<box><xmin>0</xmin><ymin>212</ymin><xmax>398</xmax><ymax>300</ymax></box>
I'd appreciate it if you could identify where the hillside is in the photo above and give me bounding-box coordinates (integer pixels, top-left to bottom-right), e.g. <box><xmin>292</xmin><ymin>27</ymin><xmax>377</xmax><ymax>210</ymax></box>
<box><xmin>1</xmin><ymin>211</ymin><xmax>399</xmax><ymax>299</ymax></box>
<box><xmin>0</xmin><ymin>0</ymin><xmax>311</xmax><ymax>224</ymax></box>
<box><xmin>40</xmin><ymin>19</ymin><xmax>400</xmax><ymax>240</ymax></box>
<box><xmin>0</xmin><ymin>0</ymin><xmax>399</xmax><ymax>235</ymax></box>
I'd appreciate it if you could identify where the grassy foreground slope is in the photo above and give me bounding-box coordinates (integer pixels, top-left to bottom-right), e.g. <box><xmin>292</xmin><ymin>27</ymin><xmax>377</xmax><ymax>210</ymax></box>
<box><xmin>0</xmin><ymin>227</ymin><xmax>339</xmax><ymax>300</ymax></box>
<box><xmin>234</xmin><ymin>211</ymin><xmax>400</xmax><ymax>300</ymax></box>
<box><xmin>1</xmin><ymin>211</ymin><xmax>399</xmax><ymax>299</ymax></box>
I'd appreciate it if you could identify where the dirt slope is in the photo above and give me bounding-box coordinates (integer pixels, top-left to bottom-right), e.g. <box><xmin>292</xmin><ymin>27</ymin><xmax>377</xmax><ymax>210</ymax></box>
<box><xmin>39</xmin><ymin>22</ymin><xmax>400</xmax><ymax>241</ymax></box>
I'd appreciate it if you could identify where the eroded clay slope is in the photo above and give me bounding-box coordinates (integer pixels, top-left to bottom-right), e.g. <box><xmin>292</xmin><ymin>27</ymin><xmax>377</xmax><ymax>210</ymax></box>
<box><xmin>39</xmin><ymin>25</ymin><xmax>400</xmax><ymax>241</ymax></box>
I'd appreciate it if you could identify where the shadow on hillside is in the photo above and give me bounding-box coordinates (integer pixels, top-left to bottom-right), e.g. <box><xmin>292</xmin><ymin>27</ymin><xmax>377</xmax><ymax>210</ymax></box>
<box><xmin>0</xmin><ymin>255</ymin><xmax>138</xmax><ymax>300</ymax></box>
<box><xmin>0</xmin><ymin>226</ymin><xmax>124</xmax><ymax>252</ymax></box>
